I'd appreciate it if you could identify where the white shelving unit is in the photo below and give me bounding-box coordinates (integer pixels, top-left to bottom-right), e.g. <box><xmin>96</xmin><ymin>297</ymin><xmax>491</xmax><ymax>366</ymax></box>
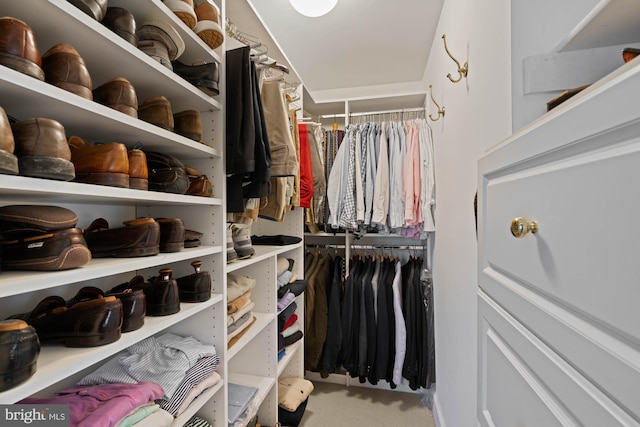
<box><xmin>0</xmin><ymin>0</ymin><xmax>226</xmax><ymax>425</ymax></box>
<box><xmin>224</xmin><ymin>207</ymin><xmax>305</xmax><ymax>426</ymax></box>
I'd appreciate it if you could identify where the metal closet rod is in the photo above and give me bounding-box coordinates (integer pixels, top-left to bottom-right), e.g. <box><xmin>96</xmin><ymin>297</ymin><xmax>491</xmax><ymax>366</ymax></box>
<box><xmin>319</xmin><ymin>107</ymin><xmax>425</xmax><ymax>119</ymax></box>
<box><xmin>306</xmin><ymin>244</ymin><xmax>427</xmax><ymax>250</ymax></box>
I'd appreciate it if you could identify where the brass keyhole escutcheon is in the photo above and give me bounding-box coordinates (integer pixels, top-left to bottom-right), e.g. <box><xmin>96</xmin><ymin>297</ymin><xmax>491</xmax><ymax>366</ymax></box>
<box><xmin>510</xmin><ymin>217</ymin><xmax>538</xmax><ymax>238</ymax></box>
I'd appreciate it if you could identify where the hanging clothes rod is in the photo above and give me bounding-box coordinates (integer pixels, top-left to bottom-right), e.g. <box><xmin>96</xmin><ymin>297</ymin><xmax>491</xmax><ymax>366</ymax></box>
<box><xmin>319</xmin><ymin>107</ymin><xmax>425</xmax><ymax>119</ymax></box>
<box><xmin>306</xmin><ymin>244</ymin><xmax>427</xmax><ymax>250</ymax></box>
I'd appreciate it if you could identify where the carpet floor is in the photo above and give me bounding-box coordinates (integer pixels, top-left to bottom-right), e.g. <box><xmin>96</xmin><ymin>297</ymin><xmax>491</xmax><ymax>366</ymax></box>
<box><xmin>298</xmin><ymin>381</ymin><xmax>435</xmax><ymax>427</ymax></box>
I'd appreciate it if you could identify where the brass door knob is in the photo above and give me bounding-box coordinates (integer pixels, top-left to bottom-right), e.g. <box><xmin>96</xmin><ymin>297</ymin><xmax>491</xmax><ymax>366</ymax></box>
<box><xmin>510</xmin><ymin>217</ymin><xmax>538</xmax><ymax>238</ymax></box>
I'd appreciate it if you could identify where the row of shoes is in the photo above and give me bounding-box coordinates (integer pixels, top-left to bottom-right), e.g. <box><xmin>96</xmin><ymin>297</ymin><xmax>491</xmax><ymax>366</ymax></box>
<box><xmin>0</xmin><ymin>13</ymin><xmax>220</xmax><ymax>99</ymax></box>
<box><xmin>75</xmin><ymin>0</ymin><xmax>224</xmax><ymax>81</ymax></box>
<box><xmin>0</xmin><ymin>260</ymin><xmax>211</xmax><ymax>392</ymax></box>
<box><xmin>70</xmin><ymin>0</ymin><xmax>224</xmax><ymax>51</ymax></box>
<box><xmin>0</xmin><ymin>107</ymin><xmax>213</xmax><ymax>196</ymax></box>
<box><xmin>0</xmin><ymin>15</ymin><xmax>212</xmax><ymax>139</ymax></box>
<box><xmin>0</xmin><ymin>205</ymin><xmax>203</xmax><ymax>271</ymax></box>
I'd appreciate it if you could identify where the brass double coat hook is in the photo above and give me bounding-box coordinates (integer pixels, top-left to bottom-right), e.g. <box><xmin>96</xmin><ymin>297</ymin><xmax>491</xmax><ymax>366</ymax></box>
<box><xmin>442</xmin><ymin>34</ymin><xmax>468</xmax><ymax>83</ymax></box>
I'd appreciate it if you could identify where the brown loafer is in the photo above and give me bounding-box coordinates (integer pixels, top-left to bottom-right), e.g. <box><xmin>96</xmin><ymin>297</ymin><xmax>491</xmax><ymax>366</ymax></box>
<box><xmin>102</xmin><ymin>7</ymin><xmax>137</xmax><ymax>46</ymax></box>
<box><xmin>176</xmin><ymin>260</ymin><xmax>211</xmax><ymax>302</ymax></box>
<box><xmin>84</xmin><ymin>217</ymin><xmax>160</xmax><ymax>258</ymax></box>
<box><xmin>0</xmin><ymin>319</ymin><xmax>40</xmax><ymax>392</ymax></box>
<box><xmin>11</xmin><ymin>118</ymin><xmax>75</xmax><ymax>182</ymax></box>
<box><xmin>0</xmin><ymin>106</ymin><xmax>18</xmax><ymax>176</ymax></box>
<box><xmin>184</xmin><ymin>229</ymin><xmax>203</xmax><ymax>248</ymax></box>
<box><xmin>70</xmin><ymin>285</ymin><xmax>146</xmax><ymax>333</ymax></box>
<box><xmin>93</xmin><ymin>77</ymin><xmax>138</xmax><ymax>119</ymax></box>
<box><xmin>138</xmin><ymin>96</ymin><xmax>174</xmax><ymax>131</ymax></box>
<box><xmin>0</xmin><ymin>228</ymin><xmax>92</xmax><ymax>271</ymax></box>
<box><xmin>67</xmin><ymin>0</ymin><xmax>108</xmax><ymax>21</ymax></box>
<box><xmin>155</xmin><ymin>217</ymin><xmax>185</xmax><ymax>252</ymax></box>
<box><xmin>0</xmin><ymin>17</ymin><xmax>44</xmax><ymax>80</ymax></box>
<box><xmin>69</xmin><ymin>136</ymin><xmax>130</xmax><ymax>188</ymax></box>
<box><xmin>8</xmin><ymin>295</ymin><xmax>122</xmax><ymax>347</ymax></box>
<box><xmin>0</xmin><ymin>204</ymin><xmax>78</xmax><ymax>235</ymax></box>
<box><xmin>128</xmin><ymin>149</ymin><xmax>148</xmax><ymax>190</ymax></box>
<box><xmin>136</xmin><ymin>268</ymin><xmax>180</xmax><ymax>316</ymax></box>
<box><xmin>173</xmin><ymin>109</ymin><xmax>202</xmax><ymax>141</ymax></box>
<box><xmin>42</xmin><ymin>43</ymin><xmax>93</xmax><ymax>100</ymax></box>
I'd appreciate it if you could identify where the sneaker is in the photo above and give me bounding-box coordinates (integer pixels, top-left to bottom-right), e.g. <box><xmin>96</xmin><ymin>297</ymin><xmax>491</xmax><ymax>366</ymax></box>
<box><xmin>226</xmin><ymin>224</ymin><xmax>237</xmax><ymax>263</ymax></box>
<box><xmin>194</xmin><ymin>1</ymin><xmax>224</xmax><ymax>49</ymax></box>
<box><xmin>232</xmin><ymin>225</ymin><xmax>255</xmax><ymax>259</ymax></box>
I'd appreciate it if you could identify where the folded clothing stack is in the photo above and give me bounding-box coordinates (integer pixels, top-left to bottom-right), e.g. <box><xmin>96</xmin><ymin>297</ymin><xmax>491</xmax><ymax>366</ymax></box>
<box><xmin>227</xmin><ymin>273</ymin><xmax>258</xmax><ymax>348</ymax></box>
<box><xmin>228</xmin><ymin>382</ymin><xmax>259</xmax><ymax>426</ymax></box>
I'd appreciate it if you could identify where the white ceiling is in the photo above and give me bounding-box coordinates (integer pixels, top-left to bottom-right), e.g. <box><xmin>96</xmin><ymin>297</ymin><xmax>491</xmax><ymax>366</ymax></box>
<box><xmin>226</xmin><ymin>0</ymin><xmax>444</xmax><ymax>116</ymax></box>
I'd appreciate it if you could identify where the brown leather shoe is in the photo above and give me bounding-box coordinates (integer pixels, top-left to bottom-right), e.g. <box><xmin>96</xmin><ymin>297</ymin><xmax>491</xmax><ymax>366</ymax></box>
<box><xmin>70</xmin><ymin>285</ymin><xmax>145</xmax><ymax>333</ymax></box>
<box><xmin>11</xmin><ymin>118</ymin><xmax>75</xmax><ymax>181</ymax></box>
<box><xmin>138</xmin><ymin>96</ymin><xmax>174</xmax><ymax>131</ymax></box>
<box><xmin>0</xmin><ymin>204</ymin><xmax>79</xmax><ymax>234</ymax></box>
<box><xmin>93</xmin><ymin>77</ymin><xmax>138</xmax><ymax>118</ymax></box>
<box><xmin>42</xmin><ymin>43</ymin><xmax>93</xmax><ymax>100</ymax></box>
<box><xmin>69</xmin><ymin>136</ymin><xmax>130</xmax><ymax>188</ymax></box>
<box><xmin>128</xmin><ymin>148</ymin><xmax>148</xmax><ymax>190</ymax></box>
<box><xmin>184</xmin><ymin>229</ymin><xmax>203</xmax><ymax>248</ymax></box>
<box><xmin>0</xmin><ymin>17</ymin><xmax>44</xmax><ymax>80</ymax></box>
<box><xmin>102</xmin><ymin>7</ymin><xmax>137</xmax><ymax>46</ymax></box>
<box><xmin>164</xmin><ymin>0</ymin><xmax>197</xmax><ymax>29</ymax></box>
<box><xmin>185</xmin><ymin>166</ymin><xmax>213</xmax><ymax>197</ymax></box>
<box><xmin>67</xmin><ymin>0</ymin><xmax>108</xmax><ymax>21</ymax></box>
<box><xmin>174</xmin><ymin>109</ymin><xmax>202</xmax><ymax>141</ymax></box>
<box><xmin>176</xmin><ymin>260</ymin><xmax>211</xmax><ymax>302</ymax></box>
<box><xmin>0</xmin><ymin>227</ymin><xmax>92</xmax><ymax>271</ymax></box>
<box><xmin>145</xmin><ymin>151</ymin><xmax>189</xmax><ymax>194</ymax></box>
<box><xmin>137</xmin><ymin>21</ymin><xmax>185</xmax><ymax>70</ymax></box>
<box><xmin>136</xmin><ymin>268</ymin><xmax>180</xmax><ymax>316</ymax></box>
<box><xmin>0</xmin><ymin>319</ymin><xmax>40</xmax><ymax>392</ymax></box>
<box><xmin>9</xmin><ymin>295</ymin><xmax>122</xmax><ymax>347</ymax></box>
<box><xmin>84</xmin><ymin>217</ymin><xmax>160</xmax><ymax>258</ymax></box>
<box><xmin>0</xmin><ymin>106</ymin><xmax>18</xmax><ymax>175</ymax></box>
<box><xmin>155</xmin><ymin>217</ymin><xmax>185</xmax><ymax>252</ymax></box>
<box><xmin>194</xmin><ymin>1</ymin><xmax>224</xmax><ymax>49</ymax></box>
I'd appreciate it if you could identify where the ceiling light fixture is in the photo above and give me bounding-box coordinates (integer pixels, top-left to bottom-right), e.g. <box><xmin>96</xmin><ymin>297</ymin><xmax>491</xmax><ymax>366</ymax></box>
<box><xmin>289</xmin><ymin>0</ymin><xmax>338</xmax><ymax>17</ymax></box>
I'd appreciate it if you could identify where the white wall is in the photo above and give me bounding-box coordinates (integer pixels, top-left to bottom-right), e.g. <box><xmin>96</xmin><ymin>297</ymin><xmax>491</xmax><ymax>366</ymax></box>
<box><xmin>425</xmin><ymin>1</ymin><xmax>512</xmax><ymax>426</ymax></box>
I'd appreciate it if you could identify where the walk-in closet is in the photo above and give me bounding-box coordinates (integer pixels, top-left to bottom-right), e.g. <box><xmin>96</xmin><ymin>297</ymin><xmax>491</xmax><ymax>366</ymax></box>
<box><xmin>2</xmin><ymin>0</ymin><xmax>639</xmax><ymax>426</ymax></box>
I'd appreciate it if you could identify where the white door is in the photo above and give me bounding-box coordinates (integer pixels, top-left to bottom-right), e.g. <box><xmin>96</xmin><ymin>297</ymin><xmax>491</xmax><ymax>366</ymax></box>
<box><xmin>477</xmin><ymin>59</ymin><xmax>640</xmax><ymax>426</ymax></box>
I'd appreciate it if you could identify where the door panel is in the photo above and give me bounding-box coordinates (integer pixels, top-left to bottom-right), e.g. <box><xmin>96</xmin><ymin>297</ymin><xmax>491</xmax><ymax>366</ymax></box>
<box><xmin>478</xmin><ymin>292</ymin><xmax>639</xmax><ymax>427</ymax></box>
<box><xmin>484</xmin><ymin>140</ymin><xmax>640</xmax><ymax>344</ymax></box>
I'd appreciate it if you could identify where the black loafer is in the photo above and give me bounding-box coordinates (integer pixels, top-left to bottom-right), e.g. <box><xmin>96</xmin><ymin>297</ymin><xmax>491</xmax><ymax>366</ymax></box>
<box><xmin>0</xmin><ymin>319</ymin><xmax>40</xmax><ymax>392</ymax></box>
<box><xmin>171</xmin><ymin>60</ymin><xmax>219</xmax><ymax>96</ymax></box>
<box><xmin>176</xmin><ymin>260</ymin><xmax>211</xmax><ymax>302</ymax></box>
